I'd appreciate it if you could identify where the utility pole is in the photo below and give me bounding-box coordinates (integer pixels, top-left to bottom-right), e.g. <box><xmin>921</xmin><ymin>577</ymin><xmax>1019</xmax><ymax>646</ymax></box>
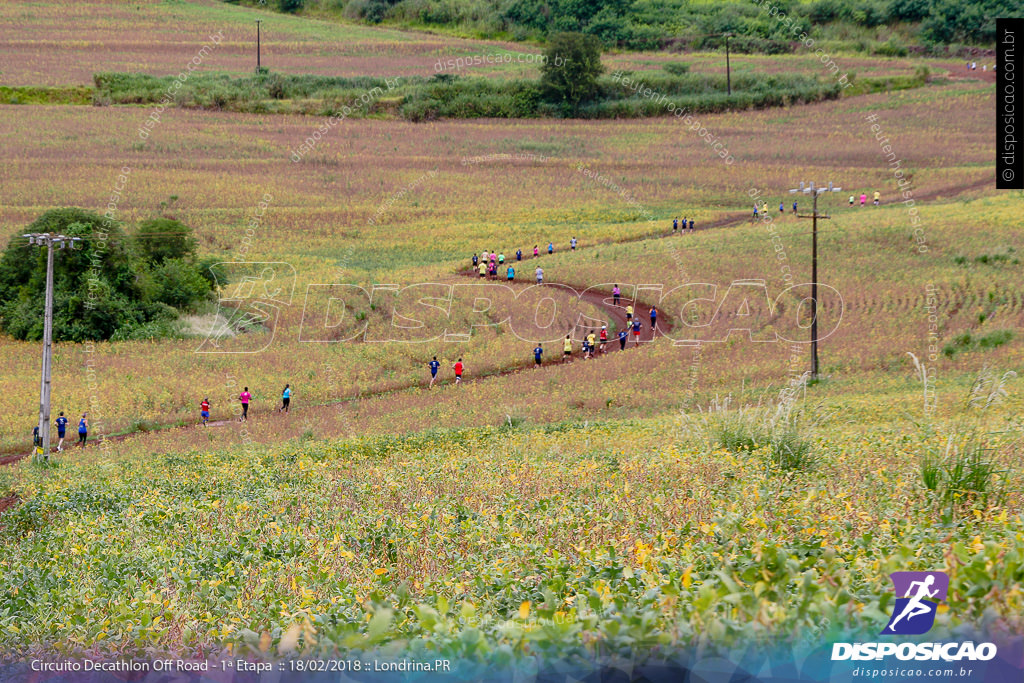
<box><xmin>787</xmin><ymin>181</ymin><xmax>840</xmax><ymax>380</ymax></box>
<box><xmin>725</xmin><ymin>34</ymin><xmax>732</xmax><ymax>96</ymax></box>
<box><xmin>24</xmin><ymin>233</ymin><xmax>79</xmax><ymax>462</ymax></box>
<box><xmin>256</xmin><ymin>20</ymin><xmax>262</xmax><ymax>72</ymax></box>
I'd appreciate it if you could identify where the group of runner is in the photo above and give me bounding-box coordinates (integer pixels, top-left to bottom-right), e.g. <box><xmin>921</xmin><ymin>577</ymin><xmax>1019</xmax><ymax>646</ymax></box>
<box><xmin>199</xmin><ymin>384</ymin><xmax>292</xmax><ymax>426</ymax></box>
<box><xmin>31</xmin><ymin>411</ymin><xmax>86</xmax><ymax>452</ymax></box>
<box><xmin>472</xmin><ymin>237</ymin><xmax>580</xmax><ymax>282</ymax></box>
<box><xmin>426</xmin><ymin>291</ymin><xmax>659</xmax><ymax>385</ymax></box>
<box><xmin>672</xmin><ymin>217</ymin><xmax>696</xmax><ymax>232</ymax></box>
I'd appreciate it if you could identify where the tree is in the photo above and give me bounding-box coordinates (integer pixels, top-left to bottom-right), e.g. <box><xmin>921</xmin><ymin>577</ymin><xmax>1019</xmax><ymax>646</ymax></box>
<box><xmin>134</xmin><ymin>218</ymin><xmax>197</xmax><ymax>265</ymax></box>
<box><xmin>0</xmin><ymin>209</ymin><xmax>213</xmax><ymax>342</ymax></box>
<box><xmin>539</xmin><ymin>32</ymin><xmax>605</xmax><ymax>115</ymax></box>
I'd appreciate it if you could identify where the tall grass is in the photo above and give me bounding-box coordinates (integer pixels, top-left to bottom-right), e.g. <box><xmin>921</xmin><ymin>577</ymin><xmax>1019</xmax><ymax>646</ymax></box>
<box><xmin>918</xmin><ymin>366</ymin><xmax>1016</xmax><ymax>520</ymax></box>
<box><xmin>685</xmin><ymin>379</ymin><xmax>822</xmax><ymax>473</ymax></box>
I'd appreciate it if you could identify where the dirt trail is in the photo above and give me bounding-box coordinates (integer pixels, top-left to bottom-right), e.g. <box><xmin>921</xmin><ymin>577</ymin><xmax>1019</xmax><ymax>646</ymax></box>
<box><xmin>0</xmin><ymin>175</ymin><xmax>995</xmax><ymax>469</ymax></box>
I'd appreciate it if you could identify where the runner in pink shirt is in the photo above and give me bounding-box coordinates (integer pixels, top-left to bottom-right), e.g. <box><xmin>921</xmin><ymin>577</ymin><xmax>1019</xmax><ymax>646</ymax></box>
<box><xmin>239</xmin><ymin>386</ymin><xmax>251</xmax><ymax>421</ymax></box>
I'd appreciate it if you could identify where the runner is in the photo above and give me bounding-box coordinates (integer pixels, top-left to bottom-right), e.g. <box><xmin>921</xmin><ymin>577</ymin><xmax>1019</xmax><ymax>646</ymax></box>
<box><xmin>516</xmin><ymin>249</ymin><xmax>522</xmax><ymax>261</ymax></box>
<box><xmin>533</xmin><ymin>343</ymin><xmax>543</xmax><ymax>366</ymax></box>
<box><xmin>570</xmin><ymin>237</ymin><xmax>577</xmax><ymax>251</ymax></box>
<box><xmin>78</xmin><ymin>413</ymin><xmax>88</xmax><ymax>447</ymax></box>
<box><xmin>547</xmin><ymin>242</ymin><xmax>554</xmax><ymax>255</ymax></box>
<box><xmin>792</xmin><ymin>200</ymin><xmax>798</xmax><ymax>214</ymax></box>
<box><xmin>472</xmin><ymin>254</ymin><xmax>478</xmax><ymax>268</ymax></box>
<box><xmin>533</xmin><ymin>245</ymin><xmax>539</xmax><ymax>258</ymax></box>
<box><xmin>631</xmin><ymin>318</ymin><xmax>643</xmax><ymax>346</ymax></box>
<box><xmin>535</xmin><ymin>266</ymin><xmax>543</xmax><ymax>285</ymax></box>
<box><xmin>849</xmin><ymin>195</ymin><xmax>855</xmax><ymax>206</ymax></box>
<box><xmin>625</xmin><ymin>304</ymin><xmax>633</xmax><ymax>321</ymax></box>
<box><xmin>478</xmin><ymin>261</ymin><xmax>487</xmax><ymax>278</ymax></box>
<box><xmin>279</xmin><ymin>384</ymin><xmax>291</xmax><ymax>413</ymax></box>
<box><xmin>200</xmin><ymin>397</ymin><xmax>211</xmax><ymax>426</ymax></box>
<box><xmin>873</xmin><ymin>190</ymin><xmax>880</xmax><ymax>206</ymax></box>
<box><xmin>581</xmin><ymin>335</ymin><xmax>590</xmax><ymax>359</ymax></box>
<box><xmin>673</xmin><ymin>218</ymin><xmax>678</xmax><ymax>232</ymax></box>
<box><xmin>239</xmin><ymin>387</ymin><xmax>251</xmax><ymax>421</ymax></box>
<box><xmin>507</xmin><ymin>265</ymin><xmax>515</xmax><ymax>281</ymax></box>
<box><xmin>32</xmin><ymin>424</ymin><xmax>40</xmax><ymax>455</ymax></box>
<box><xmin>586</xmin><ymin>331</ymin><xmax>596</xmax><ymax>359</ymax></box>
<box><xmin>489</xmin><ymin>261</ymin><xmax>498</xmax><ymax>280</ymax></box>
<box><xmin>429</xmin><ymin>356</ymin><xmax>441</xmax><ymax>388</ymax></box>
<box><xmin>612</xmin><ymin>285</ymin><xmax>621</xmax><ymax>306</ymax></box>
<box><xmin>562</xmin><ymin>334</ymin><xmax>572</xmax><ymax>362</ymax></box>
<box><xmin>689</xmin><ymin>218</ymin><xmax>694</xmax><ymax>232</ymax></box>
<box><xmin>752</xmin><ymin>203</ymin><xmax>759</xmax><ymax>221</ymax></box>
<box><xmin>55</xmin><ymin>411</ymin><xmax>68</xmax><ymax>451</ymax></box>
<box><xmin>453</xmin><ymin>358</ymin><xmax>463</xmax><ymax>384</ymax></box>
<box><xmin>498</xmin><ymin>252</ymin><xmax>505</xmax><ymax>265</ymax></box>
<box><xmin>599</xmin><ymin>326</ymin><xmax>608</xmax><ymax>353</ymax></box>
<box><xmin>618</xmin><ymin>329</ymin><xmax>628</xmax><ymax>350</ymax></box>
<box><xmin>779</xmin><ymin>202</ymin><xmax>784</xmax><ymax>215</ymax></box>
<box><xmin>649</xmin><ymin>306</ymin><xmax>657</xmax><ymax>332</ymax></box>
<box><xmin>860</xmin><ymin>193</ymin><xmax>867</xmax><ymax>207</ymax></box>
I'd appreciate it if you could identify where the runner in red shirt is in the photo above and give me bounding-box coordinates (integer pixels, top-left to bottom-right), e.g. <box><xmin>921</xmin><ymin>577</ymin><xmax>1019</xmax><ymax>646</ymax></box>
<box><xmin>599</xmin><ymin>326</ymin><xmax>608</xmax><ymax>353</ymax></box>
<box><xmin>453</xmin><ymin>358</ymin><xmax>464</xmax><ymax>384</ymax></box>
<box><xmin>200</xmin><ymin>398</ymin><xmax>211</xmax><ymax>427</ymax></box>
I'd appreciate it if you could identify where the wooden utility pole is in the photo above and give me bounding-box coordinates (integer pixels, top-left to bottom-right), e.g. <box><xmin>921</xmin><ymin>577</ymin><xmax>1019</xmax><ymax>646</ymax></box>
<box><xmin>788</xmin><ymin>181</ymin><xmax>840</xmax><ymax>380</ymax></box>
<box><xmin>256</xmin><ymin>20</ymin><xmax>262</xmax><ymax>72</ymax></box>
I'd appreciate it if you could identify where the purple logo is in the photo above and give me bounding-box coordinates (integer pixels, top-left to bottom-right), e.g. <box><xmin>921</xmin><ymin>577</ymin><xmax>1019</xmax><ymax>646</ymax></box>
<box><xmin>882</xmin><ymin>571</ymin><xmax>949</xmax><ymax>635</ymax></box>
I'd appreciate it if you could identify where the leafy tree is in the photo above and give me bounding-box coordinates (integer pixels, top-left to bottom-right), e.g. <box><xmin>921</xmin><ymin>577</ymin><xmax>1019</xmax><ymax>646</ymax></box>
<box><xmin>539</xmin><ymin>32</ymin><xmax>604</xmax><ymax>115</ymax></box>
<box><xmin>134</xmin><ymin>218</ymin><xmax>197</xmax><ymax>265</ymax></box>
<box><xmin>0</xmin><ymin>209</ymin><xmax>213</xmax><ymax>342</ymax></box>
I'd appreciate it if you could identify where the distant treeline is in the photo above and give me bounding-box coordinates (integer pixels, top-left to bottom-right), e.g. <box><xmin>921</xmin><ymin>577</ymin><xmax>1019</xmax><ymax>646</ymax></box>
<box><xmin>224</xmin><ymin>0</ymin><xmax>1011</xmax><ymax>53</ymax></box>
<box><xmin>94</xmin><ymin>69</ymin><xmax>844</xmax><ymax>121</ymax></box>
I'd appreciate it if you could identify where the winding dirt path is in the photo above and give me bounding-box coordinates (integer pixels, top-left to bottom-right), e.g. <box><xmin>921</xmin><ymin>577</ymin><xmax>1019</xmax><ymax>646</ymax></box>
<box><xmin>0</xmin><ymin>174</ymin><xmax>995</xmax><ymax>470</ymax></box>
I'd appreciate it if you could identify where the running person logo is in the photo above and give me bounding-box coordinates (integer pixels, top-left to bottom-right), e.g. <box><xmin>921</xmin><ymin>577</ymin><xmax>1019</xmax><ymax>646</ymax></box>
<box><xmin>882</xmin><ymin>571</ymin><xmax>949</xmax><ymax>635</ymax></box>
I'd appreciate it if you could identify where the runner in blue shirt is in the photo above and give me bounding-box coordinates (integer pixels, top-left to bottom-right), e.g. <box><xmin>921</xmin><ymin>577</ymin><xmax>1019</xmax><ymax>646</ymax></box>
<box><xmin>516</xmin><ymin>249</ymin><xmax>522</xmax><ymax>261</ymax></box>
<box><xmin>649</xmin><ymin>306</ymin><xmax>657</xmax><ymax>332</ymax></box>
<box><xmin>429</xmin><ymin>356</ymin><xmax>441</xmax><ymax>388</ymax></box>
<box><xmin>673</xmin><ymin>218</ymin><xmax>678</xmax><ymax>232</ymax></box>
<box><xmin>547</xmin><ymin>242</ymin><xmax>554</xmax><ymax>255</ymax></box>
<box><xmin>689</xmin><ymin>218</ymin><xmax>694</xmax><ymax>231</ymax></box>
<box><xmin>533</xmin><ymin>343</ymin><xmax>543</xmax><ymax>366</ymax></box>
<box><xmin>618</xmin><ymin>329</ymin><xmax>628</xmax><ymax>350</ymax></box>
<box><xmin>55</xmin><ymin>411</ymin><xmax>68</xmax><ymax>451</ymax></box>
<box><xmin>279</xmin><ymin>384</ymin><xmax>291</xmax><ymax>413</ymax></box>
<box><xmin>507</xmin><ymin>266</ymin><xmax>515</xmax><ymax>281</ymax></box>
<box><xmin>78</xmin><ymin>414</ymin><xmax>88</xmax><ymax>447</ymax></box>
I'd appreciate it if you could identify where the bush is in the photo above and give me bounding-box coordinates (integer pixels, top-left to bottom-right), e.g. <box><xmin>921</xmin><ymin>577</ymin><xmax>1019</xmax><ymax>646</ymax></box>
<box><xmin>135</xmin><ymin>218</ymin><xmax>197</xmax><ymax>264</ymax></box>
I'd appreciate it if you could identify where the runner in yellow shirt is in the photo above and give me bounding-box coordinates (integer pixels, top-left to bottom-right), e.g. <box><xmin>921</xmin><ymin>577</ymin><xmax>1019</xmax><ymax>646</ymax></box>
<box><xmin>563</xmin><ymin>334</ymin><xmax>572</xmax><ymax>362</ymax></box>
<box><xmin>626</xmin><ymin>305</ymin><xmax>634</xmax><ymax>321</ymax></box>
<box><xmin>478</xmin><ymin>261</ymin><xmax>487</xmax><ymax>278</ymax></box>
<box><xmin>873</xmin><ymin>190</ymin><xmax>880</xmax><ymax>206</ymax></box>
